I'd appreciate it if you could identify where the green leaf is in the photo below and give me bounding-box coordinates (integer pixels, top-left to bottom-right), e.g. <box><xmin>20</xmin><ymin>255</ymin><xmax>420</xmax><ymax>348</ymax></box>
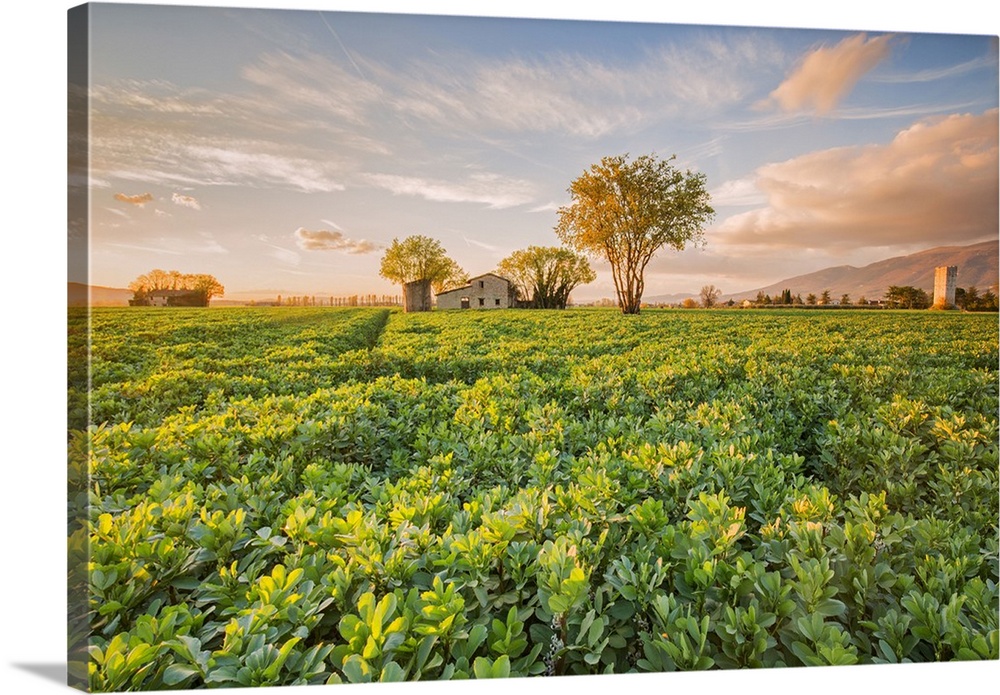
<box><xmin>341</xmin><ymin>655</ymin><xmax>371</xmax><ymax>683</ymax></box>
<box><xmin>162</xmin><ymin>664</ymin><xmax>199</xmax><ymax>686</ymax></box>
<box><xmin>492</xmin><ymin>655</ymin><xmax>511</xmax><ymax>678</ymax></box>
<box><xmin>415</xmin><ymin>635</ymin><xmax>438</xmax><ymax>670</ymax></box>
<box><xmin>203</xmin><ymin>665</ymin><xmax>239</xmax><ymax>684</ymax></box>
<box><xmin>609</xmin><ymin>601</ymin><xmax>635</xmax><ymax>620</ymax></box>
<box><xmin>588</xmin><ymin>618</ymin><xmax>605</xmax><ymax>646</ymax></box>
<box><xmin>472</xmin><ymin>657</ymin><xmax>493</xmax><ymax>679</ymax></box>
<box><xmin>379</xmin><ymin>661</ymin><xmax>406</xmax><ymax>682</ymax></box>
<box><xmin>467</xmin><ymin>623</ymin><xmax>489</xmax><ymax>654</ymax></box>
<box><xmin>263</xmin><ymin>637</ymin><xmax>301</xmax><ymax>681</ymax></box>
<box><xmin>547</xmin><ymin>594</ymin><xmax>570</xmax><ymax>615</ymax></box>
<box><xmin>816</xmin><ymin>598</ymin><xmax>847</xmax><ymax>617</ymax></box>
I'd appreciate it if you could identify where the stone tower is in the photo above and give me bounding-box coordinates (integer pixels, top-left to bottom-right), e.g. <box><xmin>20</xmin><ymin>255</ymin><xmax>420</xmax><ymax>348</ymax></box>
<box><xmin>933</xmin><ymin>266</ymin><xmax>957</xmax><ymax>309</ymax></box>
<box><xmin>403</xmin><ymin>278</ymin><xmax>432</xmax><ymax>312</ymax></box>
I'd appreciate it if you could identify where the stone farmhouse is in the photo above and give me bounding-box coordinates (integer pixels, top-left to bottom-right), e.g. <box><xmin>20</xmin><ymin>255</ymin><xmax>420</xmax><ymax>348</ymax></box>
<box><xmin>131</xmin><ymin>289</ymin><xmax>207</xmax><ymax>307</ymax></box>
<box><xmin>436</xmin><ymin>273</ymin><xmax>516</xmax><ymax>310</ymax></box>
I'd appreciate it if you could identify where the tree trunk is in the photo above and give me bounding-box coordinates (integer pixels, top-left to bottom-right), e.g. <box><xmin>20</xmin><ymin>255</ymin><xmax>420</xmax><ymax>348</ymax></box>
<box><xmin>613</xmin><ymin>264</ymin><xmax>643</xmax><ymax>314</ymax></box>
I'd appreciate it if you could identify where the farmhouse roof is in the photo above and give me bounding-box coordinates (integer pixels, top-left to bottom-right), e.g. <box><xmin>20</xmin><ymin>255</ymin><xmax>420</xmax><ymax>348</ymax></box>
<box><xmin>149</xmin><ymin>288</ymin><xmax>200</xmax><ymax>296</ymax></box>
<box><xmin>435</xmin><ymin>272</ymin><xmax>511</xmax><ymax>296</ymax></box>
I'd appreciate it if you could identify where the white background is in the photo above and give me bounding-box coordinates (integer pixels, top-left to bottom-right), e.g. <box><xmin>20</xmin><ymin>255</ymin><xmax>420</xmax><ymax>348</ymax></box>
<box><xmin>2</xmin><ymin>1</ymin><xmax>997</xmax><ymax>694</ymax></box>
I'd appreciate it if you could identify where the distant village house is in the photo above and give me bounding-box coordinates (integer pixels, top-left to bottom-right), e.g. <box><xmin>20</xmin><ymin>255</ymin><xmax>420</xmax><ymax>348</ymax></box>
<box><xmin>436</xmin><ymin>273</ymin><xmax>516</xmax><ymax>310</ymax></box>
<box><xmin>132</xmin><ymin>289</ymin><xmax>208</xmax><ymax>307</ymax></box>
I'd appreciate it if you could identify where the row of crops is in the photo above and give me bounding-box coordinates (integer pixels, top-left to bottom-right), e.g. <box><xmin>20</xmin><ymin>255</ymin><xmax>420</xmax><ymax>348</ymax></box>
<box><xmin>70</xmin><ymin>307</ymin><xmax>998</xmax><ymax>690</ymax></box>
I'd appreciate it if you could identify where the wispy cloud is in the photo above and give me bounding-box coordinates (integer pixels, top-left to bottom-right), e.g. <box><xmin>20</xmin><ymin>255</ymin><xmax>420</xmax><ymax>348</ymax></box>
<box><xmin>872</xmin><ymin>54</ymin><xmax>997</xmax><ymax>83</ymax></box>
<box><xmin>528</xmin><ymin>201</ymin><xmax>561</xmax><ymax>213</ymax></box>
<box><xmin>114</xmin><ymin>192</ymin><xmax>154</xmax><ymax>206</ymax></box>
<box><xmin>190</xmin><ymin>235</ymin><xmax>229</xmax><ymax>254</ymax></box>
<box><xmin>294</xmin><ymin>228</ymin><xmax>380</xmax><ymax>254</ymax></box>
<box><xmin>171</xmin><ymin>192</ymin><xmax>202</xmax><ymax>210</ymax></box>
<box><xmin>88</xmin><ymin>32</ymin><xmax>783</xmax><ymax>200</ymax></box>
<box><xmin>90</xmin><ymin>80</ymin><xmax>224</xmax><ymax>116</ymax></box>
<box><xmin>717</xmin><ymin>109</ymin><xmax>999</xmax><ymax>249</ymax></box>
<box><xmin>766</xmin><ymin>33</ymin><xmax>894</xmax><ymax>115</ymax></box>
<box><xmin>726</xmin><ymin>99</ymin><xmax>981</xmax><ymax>133</ymax></box>
<box><xmin>89</xmin><ymin>78</ymin><xmax>358</xmax><ymax>192</ymax></box>
<box><xmin>380</xmin><ymin>35</ymin><xmax>781</xmax><ymax>138</ymax></box>
<box><xmin>241</xmin><ymin>50</ymin><xmax>383</xmax><ymax>125</ymax></box>
<box><xmin>107</xmin><ymin>242</ymin><xmax>184</xmax><ymax>255</ymax></box>
<box><xmin>463</xmin><ymin>236</ymin><xmax>501</xmax><ymax>252</ymax></box>
<box><xmin>181</xmin><ymin>145</ymin><xmax>347</xmax><ymax>193</ymax></box>
<box><xmin>364</xmin><ymin>172</ymin><xmax>535</xmax><ymax>209</ymax></box>
<box><xmin>269</xmin><ymin>245</ymin><xmax>301</xmax><ymax>266</ymax></box>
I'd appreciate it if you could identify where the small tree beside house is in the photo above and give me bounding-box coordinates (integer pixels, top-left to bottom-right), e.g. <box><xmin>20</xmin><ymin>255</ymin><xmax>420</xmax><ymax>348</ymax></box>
<box><xmin>379</xmin><ymin>236</ymin><xmax>468</xmax><ymax>312</ymax></box>
<box><xmin>496</xmin><ymin>246</ymin><xmax>595</xmax><ymax>309</ymax></box>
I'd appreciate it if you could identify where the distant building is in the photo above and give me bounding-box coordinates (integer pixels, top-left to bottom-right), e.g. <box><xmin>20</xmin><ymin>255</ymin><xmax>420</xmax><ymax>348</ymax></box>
<box><xmin>436</xmin><ymin>273</ymin><xmax>516</xmax><ymax>310</ymax></box>
<box><xmin>133</xmin><ymin>289</ymin><xmax>206</xmax><ymax>307</ymax></box>
<box><xmin>933</xmin><ymin>266</ymin><xmax>958</xmax><ymax>308</ymax></box>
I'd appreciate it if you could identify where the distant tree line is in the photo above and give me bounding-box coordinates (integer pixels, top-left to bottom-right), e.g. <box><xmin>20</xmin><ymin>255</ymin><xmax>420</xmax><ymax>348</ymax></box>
<box><xmin>955</xmin><ymin>286</ymin><xmax>999</xmax><ymax>311</ymax></box>
<box><xmin>265</xmin><ymin>295</ymin><xmax>403</xmax><ymax>307</ymax></box>
<box><xmin>673</xmin><ymin>284</ymin><xmax>999</xmax><ymax>311</ymax></box>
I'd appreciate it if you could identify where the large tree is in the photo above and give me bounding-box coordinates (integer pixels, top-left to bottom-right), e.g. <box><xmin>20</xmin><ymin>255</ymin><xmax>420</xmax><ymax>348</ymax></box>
<box><xmin>555</xmin><ymin>153</ymin><xmax>714</xmax><ymax>314</ymax></box>
<box><xmin>700</xmin><ymin>284</ymin><xmax>721</xmax><ymax>308</ymax></box>
<box><xmin>496</xmin><ymin>246</ymin><xmax>596</xmax><ymax>309</ymax></box>
<box><xmin>379</xmin><ymin>235</ymin><xmax>468</xmax><ymax>311</ymax></box>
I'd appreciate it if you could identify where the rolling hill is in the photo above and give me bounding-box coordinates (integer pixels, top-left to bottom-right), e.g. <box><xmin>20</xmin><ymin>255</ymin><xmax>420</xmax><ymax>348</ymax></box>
<box><xmin>68</xmin><ymin>282</ymin><xmax>133</xmax><ymax>307</ymax></box>
<box><xmin>726</xmin><ymin>240</ymin><xmax>998</xmax><ymax>302</ymax></box>
<box><xmin>645</xmin><ymin>240</ymin><xmax>998</xmax><ymax>304</ymax></box>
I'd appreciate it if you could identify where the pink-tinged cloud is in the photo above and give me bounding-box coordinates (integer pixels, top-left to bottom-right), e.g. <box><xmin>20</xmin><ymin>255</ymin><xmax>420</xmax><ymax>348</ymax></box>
<box><xmin>294</xmin><ymin>228</ymin><xmax>379</xmax><ymax>254</ymax></box>
<box><xmin>717</xmin><ymin>110</ymin><xmax>999</xmax><ymax>249</ymax></box>
<box><xmin>171</xmin><ymin>192</ymin><xmax>202</xmax><ymax>210</ymax></box>
<box><xmin>768</xmin><ymin>34</ymin><xmax>894</xmax><ymax>114</ymax></box>
<box><xmin>114</xmin><ymin>192</ymin><xmax>154</xmax><ymax>206</ymax></box>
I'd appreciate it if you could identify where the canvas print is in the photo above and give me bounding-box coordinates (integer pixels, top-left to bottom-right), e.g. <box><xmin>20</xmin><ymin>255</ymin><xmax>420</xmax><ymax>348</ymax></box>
<box><xmin>67</xmin><ymin>2</ymin><xmax>999</xmax><ymax>692</ymax></box>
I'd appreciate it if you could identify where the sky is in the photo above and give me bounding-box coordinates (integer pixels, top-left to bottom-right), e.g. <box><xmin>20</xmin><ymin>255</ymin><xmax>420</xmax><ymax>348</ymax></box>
<box><xmin>74</xmin><ymin>3</ymin><xmax>998</xmax><ymax>302</ymax></box>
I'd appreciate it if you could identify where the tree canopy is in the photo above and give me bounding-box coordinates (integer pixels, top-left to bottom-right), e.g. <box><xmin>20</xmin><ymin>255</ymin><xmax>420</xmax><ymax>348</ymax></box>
<box><xmin>496</xmin><ymin>246</ymin><xmax>596</xmax><ymax>309</ymax></box>
<box><xmin>555</xmin><ymin>153</ymin><xmax>714</xmax><ymax>314</ymax></box>
<box><xmin>885</xmin><ymin>285</ymin><xmax>930</xmax><ymax>309</ymax></box>
<box><xmin>957</xmin><ymin>286</ymin><xmax>999</xmax><ymax>311</ymax></box>
<box><xmin>700</xmin><ymin>284</ymin><xmax>721</xmax><ymax>308</ymax></box>
<box><xmin>128</xmin><ymin>269</ymin><xmax>224</xmax><ymax>306</ymax></box>
<box><xmin>379</xmin><ymin>235</ymin><xmax>468</xmax><ymax>294</ymax></box>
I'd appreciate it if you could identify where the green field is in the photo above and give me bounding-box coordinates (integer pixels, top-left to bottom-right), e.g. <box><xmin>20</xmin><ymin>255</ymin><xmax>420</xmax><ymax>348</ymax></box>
<box><xmin>71</xmin><ymin>307</ymin><xmax>999</xmax><ymax>689</ymax></box>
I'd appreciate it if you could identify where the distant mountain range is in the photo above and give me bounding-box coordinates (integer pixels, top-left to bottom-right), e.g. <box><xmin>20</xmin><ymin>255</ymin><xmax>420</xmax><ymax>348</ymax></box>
<box><xmin>644</xmin><ymin>240</ymin><xmax>999</xmax><ymax>305</ymax></box>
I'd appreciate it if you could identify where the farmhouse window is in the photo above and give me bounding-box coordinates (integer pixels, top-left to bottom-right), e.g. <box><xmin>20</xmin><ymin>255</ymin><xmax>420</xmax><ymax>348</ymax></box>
<box><xmin>479</xmin><ymin>297</ymin><xmax>485</xmax><ymax>306</ymax></box>
<box><xmin>495</xmin><ymin>299</ymin><xmax>501</xmax><ymax>306</ymax></box>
